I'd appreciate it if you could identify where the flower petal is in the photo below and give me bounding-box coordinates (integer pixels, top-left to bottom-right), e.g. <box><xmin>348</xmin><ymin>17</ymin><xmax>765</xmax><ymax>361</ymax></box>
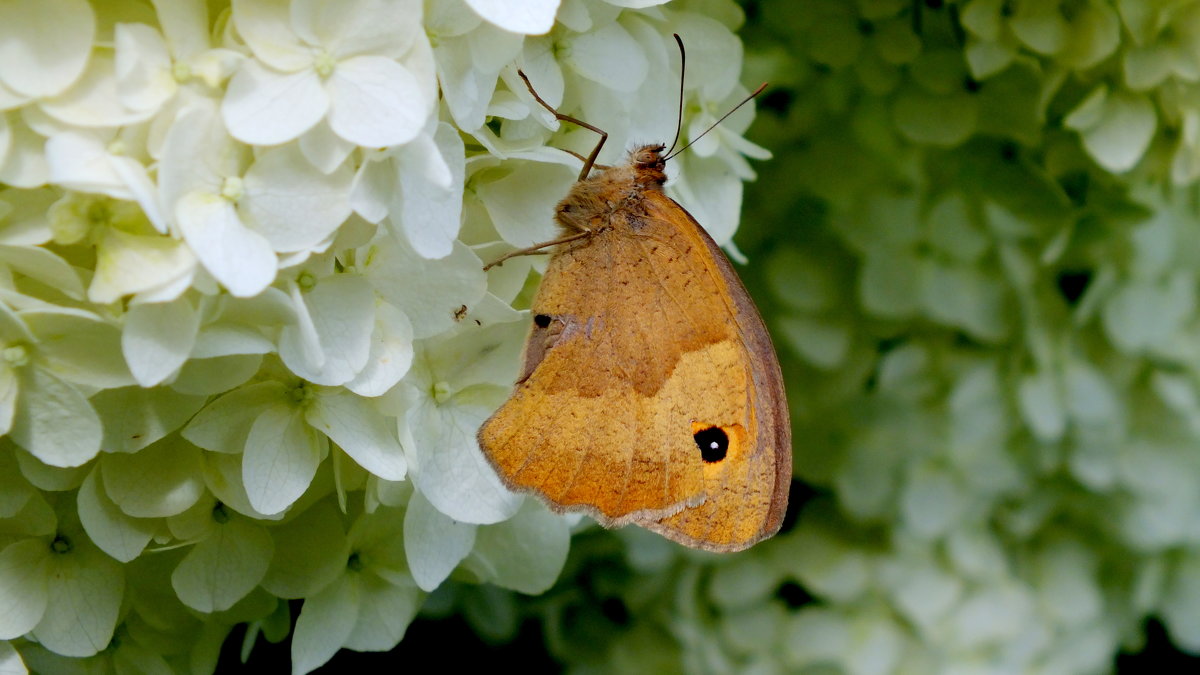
<box><xmin>467</xmin><ymin>499</ymin><xmax>569</xmax><ymax>594</ymax></box>
<box><xmin>114</xmin><ymin>23</ymin><xmax>175</xmax><ymax>114</ymax></box>
<box><xmin>565</xmin><ymin>20</ymin><xmax>647</xmax><ymax>92</ymax></box>
<box><xmin>22</xmin><ymin>309</ymin><xmax>133</xmax><ymax>389</ymax></box>
<box><xmin>100</xmin><ymin>434</ymin><xmax>205</xmax><ymax>518</ymax></box>
<box><xmin>90</xmin><ymin>228</ymin><xmax>196</xmax><ymax>304</ymax></box>
<box><xmin>33</xmin><ymin>540</ymin><xmax>123</xmax><ymax>657</ymax></box>
<box><xmin>278</xmin><ymin>275</ymin><xmax>374</xmax><ymax>385</ymax></box>
<box><xmin>343</xmin><ymin>573</ymin><xmax>420</xmax><ymax>651</ymax></box>
<box><xmin>295</xmin><ymin>0</ymin><xmax>421</xmax><ymax>59</ymax></box>
<box><xmin>242</xmin><ymin>403</ymin><xmax>322</xmax><ymax>515</ymax></box>
<box><xmin>464</xmin><ymin>0</ymin><xmax>560</xmax><ymax>35</ymax></box>
<box><xmin>345</xmin><ymin>301</ymin><xmax>413</xmax><ymax>397</ymax></box>
<box><xmin>391</xmin><ymin>122</ymin><xmax>465</xmax><ymax>258</ymax></box>
<box><xmin>291</xmin><ymin>573</ymin><xmax>359</xmax><ymax>675</ymax></box>
<box><xmin>40</xmin><ymin>54</ymin><xmax>156</xmax><ymax>128</ymax></box>
<box><xmin>306</xmin><ymin>388</ymin><xmax>406</xmax><ymax>480</ymax></box>
<box><xmin>76</xmin><ymin>469</ymin><xmax>156</xmax><ymax>563</ymax></box>
<box><xmin>240</xmin><ymin>144</ymin><xmax>354</xmax><ymax>253</ymax></box>
<box><xmin>122</xmin><ymin>297</ymin><xmax>200</xmax><ymax>387</ymax></box>
<box><xmin>222</xmin><ymin>61</ymin><xmax>327</xmax><ymax>146</ymax></box>
<box><xmin>176</xmin><ymin>191</ymin><xmax>277</xmax><ymax>298</ymax></box>
<box><xmin>170</xmin><ymin>512</ymin><xmax>273</xmax><ymax>613</ymax></box>
<box><xmin>327</xmin><ymin>55</ymin><xmax>430</xmax><ymax>147</ymax></box>
<box><xmin>10</xmin><ymin>367</ymin><xmax>101</xmax><ymax>468</ymax></box>
<box><xmin>368</xmin><ymin>237</ymin><xmax>487</xmax><ymax>340</ymax></box>
<box><xmin>405</xmin><ymin>395</ymin><xmax>522</xmax><ymax>525</ymax></box>
<box><xmin>0</xmin><ymin>0</ymin><xmax>94</xmax><ymax>98</ymax></box>
<box><xmin>404</xmin><ymin>489</ymin><xmax>475</xmax><ymax>591</ymax></box>
<box><xmin>476</xmin><ymin>160</ymin><xmax>573</xmax><ymax>248</ymax></box>
<box><xmin>231</xmin><ymin>0</ymin><xmax>312</xmax><ymax>72</ymax></box>
<box><xmin>90</xmin><ymin>385</ymin><xmax>204</xmax><ymax>455</ymax></box>
<box><xmin>261</xmin><ymin>499</ymin><xmax>348</xmax><ymax>599</ymax></box>
<box><xmin>183</xmin><ymin>381</ymin><xmax>288</xmax><ymax>453</ymax></box>
<box><xmin>0</xmin><ymin>538</ymin><xmax>51</xmax><ymax>640</ymax></box>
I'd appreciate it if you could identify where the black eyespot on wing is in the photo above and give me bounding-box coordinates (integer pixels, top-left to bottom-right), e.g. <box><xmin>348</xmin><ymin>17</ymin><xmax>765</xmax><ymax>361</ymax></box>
<box><xmin>694</xmin><ymin>426</ymin><xmax>728</xmax><ymax>463</ymax></box>
<box><xmin>534</xmin><ymin>314</ymin><xmax>551</xmax><ymax>328</ymax></box>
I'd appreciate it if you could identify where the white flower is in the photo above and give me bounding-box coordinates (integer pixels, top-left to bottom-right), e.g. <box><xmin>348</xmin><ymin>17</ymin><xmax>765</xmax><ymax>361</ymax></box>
<box><xmin>0</xmin><ymin>0</ymin><xmax>94</xmax><ymax>101</ymax></box>
<box><xmin>159</xmin><ymin>99</ymin><xmax>354</xmax><ymax>297</ymax></box>
<box><xmin>222</xmin><ymin>0</ymin><xmax>434</xmax><ymax>147</ymax></box>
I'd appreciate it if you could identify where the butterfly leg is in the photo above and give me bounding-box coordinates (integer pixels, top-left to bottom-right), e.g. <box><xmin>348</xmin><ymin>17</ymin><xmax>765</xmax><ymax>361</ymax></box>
<box><xmin>482</xmin><ymin>229</ymin><xmax>594</xmax><ymax>270</ymax></box>
<box><xmin>517</xmin><ymin>69</ymin><xmax>608</xmax><ymax>181</ymax></box>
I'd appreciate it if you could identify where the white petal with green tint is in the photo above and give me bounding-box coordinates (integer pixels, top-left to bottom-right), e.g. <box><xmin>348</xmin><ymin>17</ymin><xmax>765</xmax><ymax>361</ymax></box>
<box><xmin>10</xmin><ymin>367</ymin><xmax>101</xmax><ymax>468</ymax></box>
<box><xmin>89</xmin><ymin>227</ymin><xmax>196</xmax><ymax>305</ymax></box>
<box><xmin>476</xmin><ymin>161</ymin><xmax>573</xmax><ymax>248</ymax></box>
<box><xmin>1066</xmin><ymin>88</ymin><xmax>1157</xmax><ymax>172</ymax></box>
<box><xmin>0</xmin><ymin>245</ymin><xmax>83</xmax><ymax>300</ymax></box>
<box><xmin>0</xmin><ymin>538</ymin><xmax>51</xmax><ymax>639</ymax></box>
<box><xmin>327</xmin><ymin>55</ymin><xmax>428</xmax><ymax>148</ymax></box>
<box><xmin>467</xmin><ymin>500</ymin><xmax>568</xmax><ymax>594</ymax></box>
<box><xmin>170</xmin><ymin>511</ymin><xmax>273</xmax><ymax>613</ymax></box>
<box><xmin>231</xmin><ymin>0</ymin><xmax>311</xmax><ymax>71</ymax></box>
<box><xmin>0</xmin><ymin>0</ymin><xmax>94</xmax><ymax>98</ymax></box>
<box><xmin>1064</xmin><ymin>362</ymin><xmax>1119</xmax><ymax>424</ymax></box>
<box><xmin>0</xmin><ymin>639</ymin><xmax>26</xmax><ymax>674</ymax></box>
<box><xmin>464</xmin><ymin>0</ymin><xmax>559</xmax><ymax>34</ymax></box>
<box><xmin>404</xmin><ymin>489</ymin><xmax>475</xmax><ymax>591</ymax></box>
<box><xmin>100</xmin><ymin>436</ymin><xmax>205</xmax><ymax>518</ymax></box>
<box><xmin>368</xmin><ymin>237</ymin><xmax>487</xmax><ymax>340</ymax></box>
<box><xmin>0</xmin><ymin>363</ymin><xmax>16</xmax><ymax>437</ymax></box>
<box><xmin>406</xmin><ymin>397</ymin><xmax>521</xmax><ymax>525</ymax></box>
<box><xmin>222</xmin><ymin>61</ymin><xmax>327</xmax><ymax>146</ymax></box>
<box><xmin>567</xmin><ymin>20</ymin><xmax>647</xmax><ymax>92</ymax></box>
<box><xmin>306</xmin><ymin>388</ymin><xmax>406</xmax><ymax>480</ymax></box>
<box><xmin>0</xmin><ymin>451</ymin><xmax>32</xmax><ymax>517</ymax></box>
<box><xmin>183</xmin><ymin>381</ymin><xmax>288</xmax><ymax>453</ymax></box>
<box><xmin>22</xmin><ymin>309</ymin><xmax>133</xmax><ymax>389</ymax></box>
<box><xmin>91</xmin><ymin>386</ymin><xmax>207</xmax><ymax>454</ymax></box>
<box><xmin>344</xmin><ymin>573</ymin><xmax>420</xmax><ymax>651</ymax></box>
<box><xmin>77</xmin><ymin>469</ymin><xmax>156</xmax><ymax>562</ymax></box>
<box><xmin>122</xmin><ymin>297</ymin><xmax>200</xmax><ymax>387</ymax></box>
<box><xmin>291</xmin><ymin>573</ymin><xmax>359</xmax><ymax>675</ymax></box>
<box><xmin>33</xmin><ymin>541</ymin><xmax>123</xmax><ymax>657</ymax></box>
<box><xmin>1018</xmin><ymin>371</ymin><xmax>1066</xmax><ymax>443</ymax></box>
<box><xmin>261</xmin><ymin>500</ymin><xmax>348</xmax><ymax>599</ymax></box>
<box><xmin>240</xmin><ymin>144</ymin><xmax>354</xmax><ymax>253</ymax></box>
<box><xmin>392</xmin><ymin>122</ymin><xmax>465</xmax><ymax>259</ymax></box>
<box><xmin>243</xmin><ymin>402</ymin><xmax>322</xmax><ymax>515</ymax></box>
<box><xmin>176</xmin><ymin>191</ymin><xmax>277</xmax><ymax>298</ymax></box>
<box><xmin>279</xmin><ymin>275</ymin><xmax>374</xmax><ymax>386</ymax></box>
<box><xmin>345</xmin><ymin>301</ymin><xmax>413</xmax><ymax>397</ymax></box>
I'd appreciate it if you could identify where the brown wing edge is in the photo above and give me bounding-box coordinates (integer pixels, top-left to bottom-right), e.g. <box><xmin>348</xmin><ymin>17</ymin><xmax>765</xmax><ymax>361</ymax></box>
<box><xmin>636</xmin><ymin>193</ymin><xmax>792</xmax><ymax>553</ymax></box>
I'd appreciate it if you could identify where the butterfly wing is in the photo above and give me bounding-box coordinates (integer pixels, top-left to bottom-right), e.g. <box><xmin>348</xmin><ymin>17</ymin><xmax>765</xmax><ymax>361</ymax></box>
<box><xmin>478</xmin><ymin>190</ymin><xmax>790</xmax><ymax>552</ymax></box>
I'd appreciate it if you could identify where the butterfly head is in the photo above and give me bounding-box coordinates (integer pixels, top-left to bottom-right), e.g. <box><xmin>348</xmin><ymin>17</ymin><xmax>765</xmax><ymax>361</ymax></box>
<box><xmin>630</xmin><ymin>144</ymin><xmax>667</xmax><ymax>186</ymax></box>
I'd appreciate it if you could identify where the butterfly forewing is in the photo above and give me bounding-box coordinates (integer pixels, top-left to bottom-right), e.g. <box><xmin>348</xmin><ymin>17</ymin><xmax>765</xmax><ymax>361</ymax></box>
<box><xmin>478</xmin><ymin>179</ymin><xmax>791</xmax><ymax>552</ymax></box>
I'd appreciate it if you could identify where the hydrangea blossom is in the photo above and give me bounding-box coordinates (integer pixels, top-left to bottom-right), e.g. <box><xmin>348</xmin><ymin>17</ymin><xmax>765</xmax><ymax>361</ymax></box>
<box><xmin>0</xmin><ymin>0</ymin><xmax>762</xmax><ymax>672</ymax></box>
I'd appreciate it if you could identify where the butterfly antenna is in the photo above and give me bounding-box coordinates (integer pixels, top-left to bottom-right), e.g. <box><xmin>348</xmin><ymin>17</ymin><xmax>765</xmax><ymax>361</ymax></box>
<box><xmin>664</xmin><ymin>82</ymin><xmax>768</xmax><ymax>162</ymax></box>
<box><xmin>518</xmin><ymin>69</ymin><xmax>608</xmax><ymax>181</ymax></box>
<box><xmin>665</xmin><ymin>34</ymin><xmax>686</xmax><ymax>158</ymax></box>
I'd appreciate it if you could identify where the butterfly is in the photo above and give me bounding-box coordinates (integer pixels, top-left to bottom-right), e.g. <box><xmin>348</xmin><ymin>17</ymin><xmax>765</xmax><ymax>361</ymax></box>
<box><xmin>477</xmin><ymin>51</ymin><xmax>790</xmax><ymax>553</ymax></box>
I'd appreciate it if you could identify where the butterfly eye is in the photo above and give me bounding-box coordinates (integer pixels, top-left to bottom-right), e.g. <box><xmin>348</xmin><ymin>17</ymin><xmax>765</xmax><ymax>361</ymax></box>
<box><xmin>693</xmin><ymin>426</ymin><xmax>728</xmax><ymax>463</ymax></box>
<box><xmin>533</xmin><ymin>314</ymin><xmax>552</xmax><ymax>328</ymax></box>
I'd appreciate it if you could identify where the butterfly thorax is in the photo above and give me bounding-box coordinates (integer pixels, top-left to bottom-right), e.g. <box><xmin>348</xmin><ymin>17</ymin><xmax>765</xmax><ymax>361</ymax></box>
<box><xmin>554</xmin><ymin>144</ymin><xmax>668</xmax><ymax>234</ymax></box>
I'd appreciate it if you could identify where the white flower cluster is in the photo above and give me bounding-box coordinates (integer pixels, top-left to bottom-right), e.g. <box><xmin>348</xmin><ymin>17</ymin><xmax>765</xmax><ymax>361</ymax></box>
<box><xmin>0</xmin><ymin>0</ymin><xmax>761</xmax><ymax>672</ymax></box>
<box><xmin>532</xmin><ymin>1</ymin><xmax>1200</xmax><ymax>673</ymax></box>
